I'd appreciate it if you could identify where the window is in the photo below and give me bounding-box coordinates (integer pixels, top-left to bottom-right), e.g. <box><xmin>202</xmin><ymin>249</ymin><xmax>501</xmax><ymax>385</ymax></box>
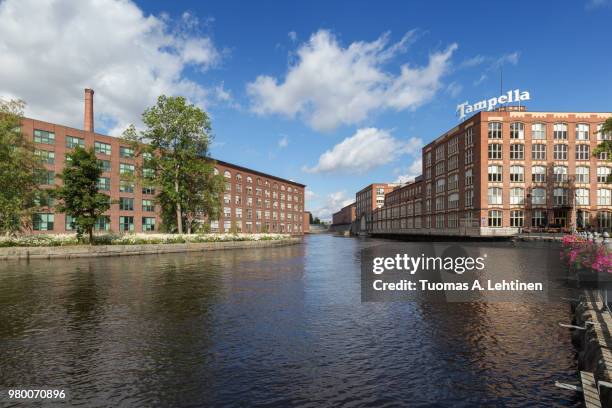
<box><xmin>598</xmin><ymin>124</ymin><xmax>612</xmax><ymax>141</ymax></box>
<box><xmin>435</xmin><ymin>145</ymin><xmax>445</xmax><ymax>161</ymax></box>
<box><xmin>448</xmin><ymin>174</ymin><xmax>459</xmax><ymax>190</ymax></box>
<box><xmin>553</xmin><ymin>188</ymin><xmax>568</xmax><ymax>206</ymax></box>
<box><xmin>120</xmin><ymin>146</ymin><xmax>134</xmax><ymax>158</ymax></box>
<box><xmin>510</xmin><ymin>122</ymin><xmax>524</xmax><ymax>139</ymax></box>
<box><xmin>576</xmin><ymin>145</ymin><xmax>590</xmax><ymax>160</ymax></box>
<box><xmin>598</xmin><ymin>150</ymin><xmax>610</xmax><ymax>161</ymax></box>
<box><xmin>119</xmin><ymin>216</ymin><xmax>134</xmax><ymax>232</ymax></box>
<box><xmin>598</xmin><ymin>212</ymin><xmax>612</xmax><ymax>232</ymax></box>
<box><xmin>598</xmin><ymin>189</ymin><xmax>611</xmax><ymax>206</ymax></box>
<box><xmin>142</xmin><ymin>199</ymin><xmax>154</xmax><ymax>212</ymax></box>
<box><xmin>488</xmin><ymin>187</ymin><xmax>502</xmax><ymax>205</ymax></box>
<box><xmin>576</xmin><ymin>166</ymin><xmax>590</xmax><ymax>184</ymax></box>
<box><xmin>488</xmin><ymin>143</ymin><xmax>502</xmax><ymax>160</ymax></box>
<box><xmin>448</xmin><ymin>193</ymin><xmax>459</xmax><ymax>209</ymax></box>
<box><xmin>435</xmin><ymin>162</ymin><xmax>445</xmax><ymax>176</ymax></box>
<box><xmin>119</xmin><ymin>163</ymin><xmax>135</xmax><ymax>176</ymax></box>
<box><xmin>465</xmin><ymin>169</ymin><xmax>473</xmax><ymax>186</ymax></box>
<box><xmin>142</xmin><ymin>187</ymin><xmax>156</xmax><ymax>195</ymax></box>
<box><xmin>488</xmin><ymin>210</ymin><xmax>502</xmax><ymax>227</ymax></box>
<box><xmin>224</xmin><ymin>170</ymin><xmax>231</xmax><ymax>179</ymax></box>
<box><xmin>465</xmin><ymin>127</ymin><xmax>473</xmax><ymax>145</ymax></box>
<box><xmin>97</xmin><ymin>177</ymin><xmax>110</xmax><ymax>191</ymax></box>
<box><xmin>447</xmin><ymin>156</ymin><xmax>458</xmax><ymax>171</ymax></box>
<box><xmin>35</xmin><ymin>149</ymin><xmax>55</xmax><ymax>164</ymax></box>
<box><xmin>32</xmin><ymin>213</ymin><xmax>54</xmax><ymax>231</ymax></box>
<box><xmin>576</xmin><ymin>189</ymin><xmax>590</xmax><ymax>206</ymax></box>
<box><xmin>33</xmin><ymin>193</ymin><xmax>54</xmax><ymax>208</ymax></box>
<box><xmin>465</xmin><ymin>189</ymin><xmax>474</xmax><ymax>207</ymax></box>
<box><xmin>510</xmin><ymin>165</ymin><xmax>524</xmax><ymax>182</ymax></box>
<box><xmin>224</xmin><ymin>207</ymin><xmax>231</xmax><ymax>218</ymax></box>
<box><xmin>142</xmin><ymin>217</ymin><xmax>156</xmax><ymax>232</ymax></box>
<box><xmin>236</xmin><ymin>208</ymin><xmax>243</xmax><ymax>219</ymax></box>
<box><xmin>488</xmin><ymin>122</ymin><xmax>502</xmax><ymax>139</ymax></box>
<box><xmin>488</xmin><ymin>165</ymin><xmax>503</xmax><ymax>182</ymax></box>
<box><xmin>119</xmin><ymin>197</ymin><xmax>134</xmax><ymax>211</ymax></box>
<box><xmin>553</xmin><ymin>123</ymin><xmax>567</xmax><ymax>140</ymax></box>
<box><xmin>34</xmin><ymin>129</ymin><xmax>55</xmax><ymax>145</ymax></box>
<box><xmin>532</xmin><ymin>210</ymin><xmax>546</xmax><ymax>227</ymax></box>
<box><xmin>64</xmin><ymin>136</ymin><xmax>85</xmax><ymax>149</ymax></box>
<box><xmin>598</xmin><ymin>167</ymin><xmax>611</xmax><ymax>183</ymax></box>
<box><xmin>532</xmin><ymin>123</ymin><xmax>546</xmax><ymax>140</ymax></box>
<box><xmin>95</xmin><ymin>216</ymin><xmax>110</xmax><ymax>231</ymax></box>
<box><xmin>509</xmin><ymin>144</ymin><xmax>524</xmax><ymax>160</ymax></box>
<box><xmin>532</xmin><ymin>144</ymin><xmax>547</xmax><ymax>160</ymax></box>
<box><xmin>119</xmin><ymin>180</ymin><xmax>134</xmax><ymax>193</ymax></box>
<box><xmin>532</xmin><ymin>166</ymin><xmax>546</xmax><ymax>183</ymax></box>
<box><xmin>436</xmin><ymin>178</ymin><xmax>445</xmax><ymax>194</ymax></box>
<box><xmin>99</xmin><ymin>159</ymin><xmax>111</xmax><ymax>172</ymax></box>
<box><xmin>532</xmin><ymin>188</ymin><xmax>546</xmax><ymax>205</ymax></box>
<box><xmin>576</xmin><ymin>124</ymin><xmax>590</xmax><ymax>141</ymax></box>
<box><xmin>95</xmin><ymin>141</ymin><xmax>111</xmax><ymax>155</ymax></box>
<box><xmin>38</xmin><ymin>170</ymin><xmax>55</xmax><ymax>185</ymax></box>
<box><xmin>510</xmin><ymin>210</ymin><xmax>524</xmax><ymax>227</ymax></box>
<box><xmin>465</xmin><ymin>148</ymin><xmax>474</xmax><ymax>164</ymax></box>
<box><xmin>553</xmin><ymin>144</ymin><xmax>568</xmax><ymax>160</ymax></box>
<box><xmin>510</xmin><ymin>188</ymin><xmax>524</xmax><ymax>205</ymax></box>
<box><xmin>554</xmin><ymin>166</ymin><xmax>568</xmax><ymax>183</ymax></box>
<box><xmin>448</xmin><ymin>137</ymin><xmax>458</xmax><ymax>155</ymax></box>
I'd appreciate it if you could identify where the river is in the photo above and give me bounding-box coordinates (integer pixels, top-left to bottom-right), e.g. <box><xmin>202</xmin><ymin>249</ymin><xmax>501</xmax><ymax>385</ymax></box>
<box><xmin>0</xmin><ymin>234</ymin><xmax>580</xmax><ymax>407</ymax></box>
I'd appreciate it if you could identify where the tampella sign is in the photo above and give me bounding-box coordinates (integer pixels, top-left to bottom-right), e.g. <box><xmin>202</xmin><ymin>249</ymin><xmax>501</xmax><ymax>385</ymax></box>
<box><xmin>457</xmin><ymin>89</ymin><xmax>531</xmax><ymax>120</ymax></box>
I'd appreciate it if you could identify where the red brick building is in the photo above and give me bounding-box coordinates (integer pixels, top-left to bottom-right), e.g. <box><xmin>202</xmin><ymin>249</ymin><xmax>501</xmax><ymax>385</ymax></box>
<box><xmin>332</xmin><ymin>202</ymin><xmax>356</xmax><ymax>226</ymax></box>
<box><xmin>26</xmin><ymin>89</ymin><xmax>306</xmax><ymax>235</ymax></box>
<box><xmin>372</xmin><ymin>107</ymin><xmax>612</xmax><ymax>236</ymax></box>
<box><xmin>355</xmin><ymin>183</ymin><xmax>397</xmax><ymax>232</ymax></box>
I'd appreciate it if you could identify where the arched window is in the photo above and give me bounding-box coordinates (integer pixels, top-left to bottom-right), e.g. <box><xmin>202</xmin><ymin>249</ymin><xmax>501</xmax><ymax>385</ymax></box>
<box><xmin>510</xmin><ymin>122</ymin><xmax>524</xmax><ymax>139</ymax></box>
<box><xmin>214</xmin><ymin>168</ymin><xmax>219</xmax><ymax>175</ymax></box>
<box><xmin>576</xmin><ymin>166</ymin><xmax>590</xmax><ymax>184</ymax></box>
<box><xmin>598</xmin><ymin>189</ymin><xmax>611</xmax><ymax>206</ymax></box>
<box><xmin>531</xmin><ymin>123</ymin><xmax>546</xmax><ymax>140</ymax></box>
<box><xmin>236</xmin><ymin>173</ymin><xmax>242</xmax><ymax>181</ymax></box>
<box><xmin>488</xmin><ymin>187</ymin><xmax>503</xmax><ymax>205</ymax></box>
<box><xmin>510</xmin><ymin>165</ymin><xmax>524</xmax><ymax>182</ymax></box>
<box><xmin>532</xmin><ymin>166</ymin><xmax>546</xmax><ymax>183</ymax></box>
<box><xmin>247</xmin><ymin>176</ymin><xmax>253</xmax><ymax>184</ymax></box>
<box><xmin>576</xmin><ymin>124</ymin><xmax>590</xmax><ymax>141</ymax></box>
<box><xmin>510</xmin><ymin>187</ymin><xmax>524</xmax><ymax>205</ymax></box>
<box><xmin>553</xmin><ymin>165</ymin><xmax>568</xmax><ymax>182</ymax></box>
<box><xmin>532</xmin><ymin>188</ymin><xmax>546</xmax><ymax>205</ymax></box>
<box><xmin>224</xmin><ymin>170</ymin><xmax>231</xmax><ymax>178</ymax></box>
<box><xmin>488</xmin><ymin>122</ymin><xmax>502</xmax><ymax>139</ymax></box>
<box><xmin>553</xmin><ymin>123</ymin><xmax>568</xmax><ymax>140</ymax></box>
<box><xmin>576</xmin><ymin>189</ymin><xmax>590</xmax><ymax>206</ymax></box>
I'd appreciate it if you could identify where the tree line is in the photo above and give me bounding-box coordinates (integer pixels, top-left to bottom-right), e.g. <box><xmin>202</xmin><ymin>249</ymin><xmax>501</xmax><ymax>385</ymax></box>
<box><xmin>0</xmin><ymin>96</ymin><xmax>224</xmax><ymax>242</ymax></box>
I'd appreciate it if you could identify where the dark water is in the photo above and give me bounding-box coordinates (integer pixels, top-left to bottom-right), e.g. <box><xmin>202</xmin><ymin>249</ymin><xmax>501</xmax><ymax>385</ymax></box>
<box><xmin>0</xmin><ymin>235</ymin><xmax>580</xmax><ymax>407</ymax></box>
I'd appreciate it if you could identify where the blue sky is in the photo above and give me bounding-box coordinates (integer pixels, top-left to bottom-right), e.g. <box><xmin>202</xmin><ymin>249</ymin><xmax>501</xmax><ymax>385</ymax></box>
<box><xmin>1</xmin><ymin>0</ymin><xmax>612</xmax><ymax>219</ymax></box>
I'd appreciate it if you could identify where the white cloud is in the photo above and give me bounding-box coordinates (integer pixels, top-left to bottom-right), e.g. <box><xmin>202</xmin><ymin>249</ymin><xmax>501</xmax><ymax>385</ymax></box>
<box><xmin>305</xmin><ymin>188</ymin><xmax>316</xmax><ymax>201</ymax></box>
<box><xmin>0</xmin><ymin>0</ymin><xmax>226</xmax><ymax>135</ymax></box>
<box><xmin>468</xmin><ymin>51</ymin><xmax>520</xmax><ymax>87</ymax></box>
<box><xmin>311</xmin><ymin>191</ymin><xmax>354</xmax><ymax>221</ymax></box>
<box><xmin>303</xmin><ymin>127</ymin><xmax>422</xmax><ymax>174</ymax></box>
<box><xmin>394</xmin><ymin>158</ymin><xmax>422</xmax><ymax>184</ymax></box>
<box><xmin>586</xmin><ymin>0</ymin><xmax>612</xmax><ymax>8</ymax></box>
<box><xmin>278</xmin><ymin>135</ymin><xmax>289</xmax><ymax>148</ymax></box>
<box><xmin>446</xmin><ymin>82</ymin><xmax>462</xmax><ymax>98</ymax></box>
<box><xmin>247</xmin><ymin>29</ymin><xmax>457</xmax><ymax>131</ymax></box>
<box><xmin>288</xmin><ymin>31</ymin><xmax>297</xmax><ymax>42</ymax></box>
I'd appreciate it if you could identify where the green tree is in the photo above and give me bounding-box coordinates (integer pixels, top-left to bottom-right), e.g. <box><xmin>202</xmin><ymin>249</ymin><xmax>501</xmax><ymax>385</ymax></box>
<box><xmin>313</xmin><ymin>217</ymin><xmax>321</xmax><ymax>225</ymax></box>
<box><xmin>594</xmin><ymin>118</ymin><xmax>612</xmax><ymax>182</ymax></box>
<box><xmin>0</xmin><ymin>99</ymin><xmax>44</xmax><ymax>235</ymax></box>
<box><xmin>309</xmin><ymin>212</ymin><xmax>314</xmax><ymax>224</ymax></box>
<box><xmin>123</xmin><ymin>95</ymin><xmax>223</xmax><ymax>234</ymax></box>
<box><xmin>53</xmin><ymin>147</ymin><xmax>110</xmax><ymax>243</ymax></box>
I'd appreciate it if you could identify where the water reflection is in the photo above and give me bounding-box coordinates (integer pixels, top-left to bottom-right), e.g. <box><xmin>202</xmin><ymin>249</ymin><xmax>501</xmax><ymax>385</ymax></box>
<box><xmin>0</xmin><ymin>235</ymin><xmax>579</xmax><ymax>407</ymax></box>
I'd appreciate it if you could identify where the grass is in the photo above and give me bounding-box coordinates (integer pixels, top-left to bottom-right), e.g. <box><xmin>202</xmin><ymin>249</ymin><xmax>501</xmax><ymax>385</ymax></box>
<box><xmin>0</xmin><ymin>233</ymin><xmax>293</xmax><ymax>247</ymax></box>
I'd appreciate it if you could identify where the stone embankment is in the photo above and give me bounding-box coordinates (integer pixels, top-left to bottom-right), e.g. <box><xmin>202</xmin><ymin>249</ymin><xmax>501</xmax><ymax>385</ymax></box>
<box><xmin>0</xmin><ymin>238</ymin><xmax>302</xmax><ymax>260</ymax></box>
<box><xmin>572</xmin><ymin>290</ymin><xmax>612</xmax><ymax>407</ymax></box>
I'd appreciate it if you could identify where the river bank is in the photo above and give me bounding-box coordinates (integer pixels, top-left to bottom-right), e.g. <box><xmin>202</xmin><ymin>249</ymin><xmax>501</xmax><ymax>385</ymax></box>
<box><xmin>0</xmin><ymin>237</ymin><xmax>302</xmax><ymax>260</ymax></box>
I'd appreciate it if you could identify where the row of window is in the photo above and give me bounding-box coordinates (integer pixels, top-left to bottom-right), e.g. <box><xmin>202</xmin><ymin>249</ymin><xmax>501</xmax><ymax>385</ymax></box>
<box><xmin>33</xmin><ymin>214</ymin><xmax>156</xmax><ymax>232</ymax></box>
<box><xmin>487</xmin><ymin>165</ymin><xmax>611</xmax><ymax>183</ymax></box>
<box><xmin>488</xmin><ymin>122</ymin><xmax>610</xmax><ymax>141</ymax></box>
<box><xmin>372</xmin><ymin>210</ymin><xmax>612</xmax><ymax>230</ymax></box>
<box><xmin>487</xmin><ymin>187</ymin><xmax>611</xmax><ymax>206</ymax></box>
<box><xmin>487</xmin><ymin>143</ymin><xmax>604</xmax><ymax>160</ymax></box>
<box><xmin>215</xmin><ymin>168</ymin><xmax>301</xmax><ymax>193</ymax></box>
<box><xmin>220</xmin><ymin>207</ymin><xmax>297</xmax><ymax>220</ymax></box>
<box><xmin>210</xmin><ymin>220</ymin><xmax>302</xmax><ymax>233</ymax></box>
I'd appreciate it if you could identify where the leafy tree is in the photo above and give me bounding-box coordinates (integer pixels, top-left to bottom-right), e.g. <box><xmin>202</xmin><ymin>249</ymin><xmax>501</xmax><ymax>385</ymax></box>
<box><xmin>594</xmin><ymin>118</ymin><xmax>612</xmax><ymax>182</ymax></box>
<box><xmin>313</xmin><ymin>217</ymin><xmax>321</xmax><ymax>225</ymax></box>
<box><xmin>309</xmin><ymin>212</ymin><xmax>314</xmax><ymax>224</ymax></box>
<box><xmin>123</xmin><ymin>95</ymin><xmax>223</xmax><ymax>234</ymax></box>
<box><xmin>53</xmin><ymin>147</ymin><xmax>110</xmax><ymax>242</ymax></box>
<box><xmin>0</xmin><ymin>99</ymin><xmax>44</xmax><ymax>235</ymax></box>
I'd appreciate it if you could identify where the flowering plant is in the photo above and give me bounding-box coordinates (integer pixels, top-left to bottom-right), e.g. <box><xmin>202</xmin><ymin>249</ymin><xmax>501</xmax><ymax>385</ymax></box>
<box><xmin>560</xmin><ymin>234</ymin><xmax>612</xmax><ymax>273</ymax></box>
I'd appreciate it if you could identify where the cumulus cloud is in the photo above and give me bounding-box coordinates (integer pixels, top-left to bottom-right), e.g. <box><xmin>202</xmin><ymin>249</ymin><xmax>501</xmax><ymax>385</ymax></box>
<box><xmin>303</xmin><ymin>127</ymin><xmax>421</xmax><ymax>174</ymax></box>
<box><xmin>394</xmin><ymin>158</ymin><xmax>422</xmax><ymax>184</ymax></box>
<box><xmin>247</xmin><ymin>29</ymin><xmax>457</xmax><ymax>131</ymax></box>
<box><xmin>278</xmin><ymin>135</ymin><xmax>289</xmax><ymax>148</ymax></box>
<box><xmin>465</xmin><ymin>51</ymin><xmax>521</xmax><ymax>87</ymax></box>
<box><xmin>0</xmin><ymin>0</ymin><xmax>226</xmax><ymax>135</ymax></box>
<box><xmin>312</xmin><ymin>191</ymin><xmax>354</xmax><ymax>221</ymax></box>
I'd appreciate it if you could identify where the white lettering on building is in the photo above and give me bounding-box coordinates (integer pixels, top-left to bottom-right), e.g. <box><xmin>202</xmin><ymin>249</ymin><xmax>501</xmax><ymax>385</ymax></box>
<box><xmin>457</xmin><ymin>89</ymin><xmax>531</xmax><ymax>120</ymax></box>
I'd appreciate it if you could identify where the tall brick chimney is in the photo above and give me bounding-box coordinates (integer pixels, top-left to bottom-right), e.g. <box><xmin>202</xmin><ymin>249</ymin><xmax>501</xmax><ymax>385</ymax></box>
<box><xmin>84</xmin><ymin>88</ymin><xmax>94</xmax><ymax>132</ymax></box>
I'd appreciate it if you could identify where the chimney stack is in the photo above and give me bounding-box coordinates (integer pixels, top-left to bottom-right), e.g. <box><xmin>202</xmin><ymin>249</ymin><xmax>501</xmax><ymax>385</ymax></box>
<box><xmin>84</xmin><ymin>88</ymin><xmax>94</xmax><ymax>132</ymax></box>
